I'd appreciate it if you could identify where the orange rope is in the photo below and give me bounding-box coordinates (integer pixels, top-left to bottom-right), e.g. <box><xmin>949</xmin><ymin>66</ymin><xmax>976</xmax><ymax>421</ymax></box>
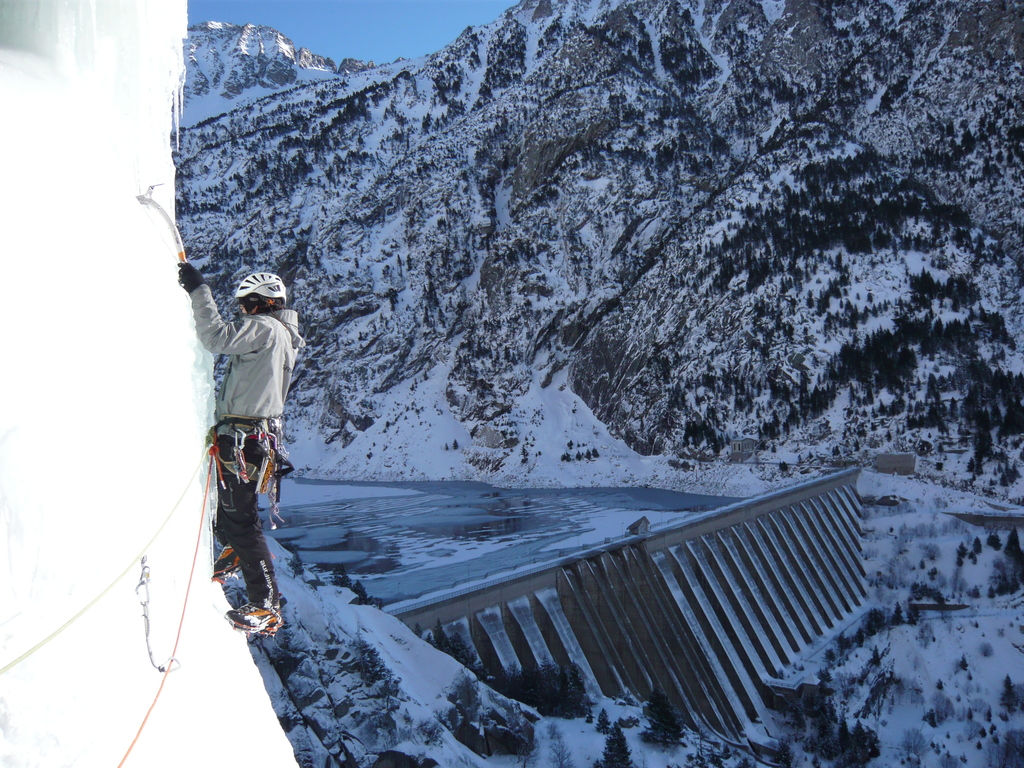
<box><xmin>117</xmin><ymin>450</ymin><xmax>215</xmax><ymax>767</ymax></box>
<box><xmin>212</xmin><ymin>440</ymin><xmax>225</xmax><ymax>488</ymax></box>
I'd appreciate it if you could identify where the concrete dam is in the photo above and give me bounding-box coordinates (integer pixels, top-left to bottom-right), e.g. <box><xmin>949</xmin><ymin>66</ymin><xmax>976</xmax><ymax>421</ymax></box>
<box><xmin>390</xmin><ymin>469</ymin><xmax>865</xmax><ymax>751</ymax></box>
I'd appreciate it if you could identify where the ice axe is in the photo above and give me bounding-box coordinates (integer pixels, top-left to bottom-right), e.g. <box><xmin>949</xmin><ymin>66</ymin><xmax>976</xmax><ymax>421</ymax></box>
<box><xmin>137</xmin><ymin>184</ymin><xmax>187</xmax><ymax>262</ymax></box>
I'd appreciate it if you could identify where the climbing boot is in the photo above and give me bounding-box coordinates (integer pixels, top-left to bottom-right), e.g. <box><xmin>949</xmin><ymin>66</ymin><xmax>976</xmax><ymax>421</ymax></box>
<box><xmin>225</xmin><ymin>598</ymin><xmax>283</xmax><ymax>637</ymax></box>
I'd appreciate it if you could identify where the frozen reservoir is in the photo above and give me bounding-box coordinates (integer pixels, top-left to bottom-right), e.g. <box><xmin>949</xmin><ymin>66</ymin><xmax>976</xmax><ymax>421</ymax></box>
<box><xmin>269</xmin><ymin>480</ymin><xmax>737</xmax><ymax>604</ymax></box>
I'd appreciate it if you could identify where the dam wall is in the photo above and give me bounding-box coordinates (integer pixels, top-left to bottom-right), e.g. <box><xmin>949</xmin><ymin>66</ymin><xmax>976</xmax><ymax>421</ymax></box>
<box><xmin>391</xmin><ymin>470</ymin><xmax>864</xmax><ymax>747</ymax></box>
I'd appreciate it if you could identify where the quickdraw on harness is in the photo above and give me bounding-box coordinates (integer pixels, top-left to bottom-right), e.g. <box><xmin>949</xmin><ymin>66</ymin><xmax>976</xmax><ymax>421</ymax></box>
<box><xmin>119</xmin><ymin>450</ymin><xmax>215</xmax><ymax>768</ymax></box>
<box><xmin>134</xmin><ymin>556</ymin><xmax>179</xmax><ymax>674</ymax></box>
<box><xmin>211</xmin><ymin>415</ymin><xmax>294</xmax><ymax>529</ymax></box>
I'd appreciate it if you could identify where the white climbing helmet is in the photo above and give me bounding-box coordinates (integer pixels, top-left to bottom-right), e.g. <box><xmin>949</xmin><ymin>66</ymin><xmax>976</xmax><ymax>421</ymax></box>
<box><xmin>235</xmin><ymin>272</ymin><xmax>287</xmax><ymax>303</ymax></box>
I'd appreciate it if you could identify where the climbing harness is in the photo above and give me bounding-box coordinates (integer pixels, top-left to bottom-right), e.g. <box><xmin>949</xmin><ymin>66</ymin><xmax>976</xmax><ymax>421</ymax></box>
<box><xmin>211</xmin><ymin>415</ymin><xmax>294</xmax><ymax>529</ymax></box>
<box><xmin>136</xmin><ymin>184</ymin><xmax>187</xmax><ymax>262</ymax></box>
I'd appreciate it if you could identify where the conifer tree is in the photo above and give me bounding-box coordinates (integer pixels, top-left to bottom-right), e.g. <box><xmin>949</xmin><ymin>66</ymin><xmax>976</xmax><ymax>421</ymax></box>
<box><xmin>1002</xmin><ymin>675</ymin><xmax>1019</xmax><ymax>713</ymax></box>
<box><xmin>850</xmin><ymin>721</ymin><xmax>881</xmax><ymax>763</ymax></box>
<box><xmin>837</xmin><ymin>719</ymin><xmax>851</xmax><ymax>752</ymax></box>
<box><xmin>775</xmin><ymin>740</ymin><xmax>794</xmax><ymax>768</ymax></box>
<box><xmin>641</xmin><ymin>688</ymin><xmax>683</xmax><ymax>744</ymax></box>
<box><xmin>596</xmin><ymin>724</ymin><xmax>634</xmax><ymax>768</ymax></box>
<box><xmin>351</xmin><ymin>579</ymin><xmax>370</xmax><ymax>604</ymax></box>
<box><xmin>557</xmin><ymin>664</ymin><xmax>590</xmax><ymax>718</ymax></box>
<box><xmin>353</xmin><ymin>637</ymin><xmax>389</xmax><ymax>685</ymax></box>
<box><xmin>1007</xmin><ymin>528</ymin><xmax>1024</xmax><ymax>576</ymax></box>
<box><xmin>446</xmin><ymin>629</ymin><xmax>477</xmax><ymax>672</ymax></box>
<box><xmin>596</xmin><ymin>708</ymin><xmax>611</xmax><ymax>734</ymax></box>
<box><xmin>430</xmin><ymin>619</ymin><xmax>451</xmax><ymax>653</ymax></box>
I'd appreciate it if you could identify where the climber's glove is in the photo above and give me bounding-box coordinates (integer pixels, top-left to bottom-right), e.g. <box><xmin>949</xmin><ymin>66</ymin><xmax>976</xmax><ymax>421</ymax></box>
<box><xmin>178</xmin><ymin>262</ymin><xmax>205</xmax><ymax>293</ymax></box>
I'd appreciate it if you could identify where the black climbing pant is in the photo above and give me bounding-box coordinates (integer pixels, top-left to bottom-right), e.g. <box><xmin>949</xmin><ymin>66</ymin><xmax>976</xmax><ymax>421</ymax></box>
<box><xmin>215</xmin><ymin>434</ymin><xmax>278</xmax><ymax>606</ymax></box>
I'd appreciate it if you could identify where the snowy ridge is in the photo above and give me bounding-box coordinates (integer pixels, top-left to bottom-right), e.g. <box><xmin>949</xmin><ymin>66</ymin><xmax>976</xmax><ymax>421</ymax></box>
<box><xmin>183</xmin><ymin>21</ymin><xmax>352</xmax><ymax>126</ymax></box>
<box><xmin>758</xmin><ymin>516</ymin><xmax>833</xmax><ymax>631</ymax></box>
<box><xmin>447</xmin><ymin>617</ymin><xmax>484</xmax><ymax>669</ymax></box>
<box><xmin>805</xmin><ymin>496</ymin><xmax>864</xmax><ymax>583</ymax></box>
<box><xmin>804</xmin><ymin>502</ymin><xmax>861</xmax><ymax>599</ymax></box>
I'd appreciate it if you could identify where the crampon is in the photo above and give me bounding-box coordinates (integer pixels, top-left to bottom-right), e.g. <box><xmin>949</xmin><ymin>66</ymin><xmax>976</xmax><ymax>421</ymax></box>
<box><xmin>225</xmin><ymin>601</ymin><xmax>283</xmax><ymax>637</ymax></box>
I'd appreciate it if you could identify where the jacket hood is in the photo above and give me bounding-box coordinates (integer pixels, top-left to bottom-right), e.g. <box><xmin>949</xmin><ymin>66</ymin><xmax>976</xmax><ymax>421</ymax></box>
<box><xmin>270</xmin><ymin>308</ymin><xmax>306</xmax><ymax>349</ymax></box>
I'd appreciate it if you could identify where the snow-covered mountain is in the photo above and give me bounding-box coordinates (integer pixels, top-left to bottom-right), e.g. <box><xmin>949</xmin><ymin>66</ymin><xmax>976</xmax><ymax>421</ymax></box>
<box><xmin>184</xmin><ymin>22</ymin><xmax>370</xmax><ymax>126</ymax></box>
<box><xmin>176</xmin><ymin>0</ymin><xmax>1024</xmax><ymax>498</ymax></box>
<box><xmin>170</xmin><ymin>8</ymin><xmax>1024</xmax><ymax>766</ymax></box>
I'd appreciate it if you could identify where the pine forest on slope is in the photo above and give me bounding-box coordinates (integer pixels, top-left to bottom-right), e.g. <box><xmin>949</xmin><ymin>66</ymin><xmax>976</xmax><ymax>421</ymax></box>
<box><xmin>175</xmin><ymin>0</ymin><xmax>1024</xmax><ymax>496</ymax></box>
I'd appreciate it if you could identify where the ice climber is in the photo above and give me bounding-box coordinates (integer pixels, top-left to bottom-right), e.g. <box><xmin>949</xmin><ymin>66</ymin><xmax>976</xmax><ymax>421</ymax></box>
<box><xmin>178</xmin><ymin>262</ymin><xmax>305</xmax><ymax>636</ymax></box>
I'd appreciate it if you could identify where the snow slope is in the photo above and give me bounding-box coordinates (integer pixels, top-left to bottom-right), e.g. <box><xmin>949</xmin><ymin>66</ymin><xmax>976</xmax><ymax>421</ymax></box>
<box><xmin>0</xmin><ymin>3</ymin><xmax>295</xmax><ymax>766</ymax></box>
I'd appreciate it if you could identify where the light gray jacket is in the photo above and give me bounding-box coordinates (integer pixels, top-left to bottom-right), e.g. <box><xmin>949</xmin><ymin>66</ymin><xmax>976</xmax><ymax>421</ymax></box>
<box><xmin>189</xmin><ymin>284</ymin><xmax>305</xmax><ymax>420</ymax></box>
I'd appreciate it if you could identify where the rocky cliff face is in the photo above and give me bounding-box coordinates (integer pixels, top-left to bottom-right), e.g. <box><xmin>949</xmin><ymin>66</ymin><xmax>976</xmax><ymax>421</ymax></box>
<box><xmin>176</xmin><ymin>0</ymin><xmax>1024</xmax><ymax>495</ymax></box>
<box><xmin>234</xmin><ymin>546</ymin><xmax>535</xmax><ymax>767</ymax></box>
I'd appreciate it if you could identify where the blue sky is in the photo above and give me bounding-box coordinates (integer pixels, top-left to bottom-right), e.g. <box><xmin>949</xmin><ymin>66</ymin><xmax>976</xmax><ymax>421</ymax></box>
<box><xmin>187</xmin><ymin>1</ymin><xmax>519</xmax><ymax>65</ymax></box>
